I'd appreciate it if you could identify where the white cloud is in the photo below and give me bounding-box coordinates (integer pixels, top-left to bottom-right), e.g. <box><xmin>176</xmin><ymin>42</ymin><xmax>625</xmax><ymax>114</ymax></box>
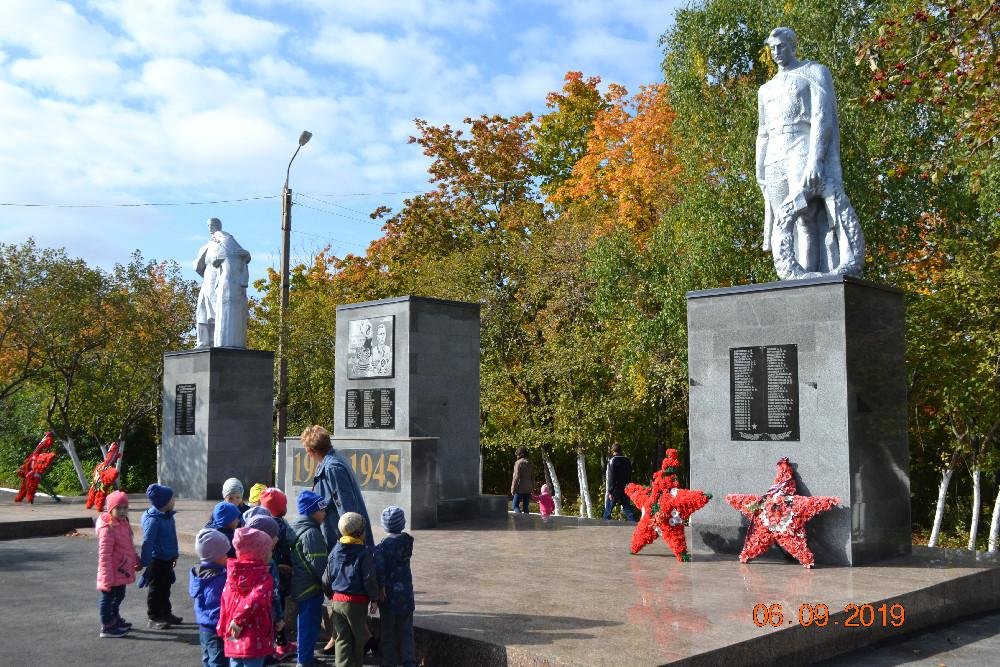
<box><xmin>10</xmin><ymin>56</ymin><xmax>123</xmax><ymax>100</ymax></box>
<box><xmin>250</xmin><ymin>56</ymin><xmax>313</xmax><ymax>91</ymax></box>
<box><xmin>91</xmin><ymin>0</ymin><xmax>288</xmax><ymax>58</ymax></box>
<box><xmin>0</xmin><ymin>0</ymin><xmax>122</xmax><ymax>59</ymax></box>
<box><xmin>132</xmin><ymin>58</ymin><xmax>250</xmax><ymax>110</ymax></box>
<box><xmin>309</xmin><ymin>26</ymin><xmax>447</xmax><ymax>85</ymax></box>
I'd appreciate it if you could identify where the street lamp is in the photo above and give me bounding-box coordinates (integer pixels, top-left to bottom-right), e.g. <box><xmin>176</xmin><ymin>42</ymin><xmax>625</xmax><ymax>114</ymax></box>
<box><xmin>276</xmin><ymin>130</ymin><xmax>312</xmax><ymax>478</ymax></box>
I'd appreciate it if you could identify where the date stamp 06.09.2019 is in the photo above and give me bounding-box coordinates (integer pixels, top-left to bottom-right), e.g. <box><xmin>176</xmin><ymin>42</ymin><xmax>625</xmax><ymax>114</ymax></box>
<box><xmin>752</xmin><ymin>602</ymin><xmax>905</xmax><ymax>629</ymax></box>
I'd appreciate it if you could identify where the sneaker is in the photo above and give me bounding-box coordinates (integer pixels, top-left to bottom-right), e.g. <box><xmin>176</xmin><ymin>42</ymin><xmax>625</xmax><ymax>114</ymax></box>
<box><xmin>99</xmin><ymin>625</ymin><xmax>128</xmax><ymax>638</ymax></box>
<box><xmin>148</xmin><ymin>618</ymin><xmax>171</xmax><ymax>630</ymax></box>
<box><xmin>116</xmin><ymin>618</ymin><xmax>133</xmax><ymax>631</ymax></box>
<box><xmin>165</xmin><ymin>613</ymin><xmax>183</xmax><ymax>624</ymax></box>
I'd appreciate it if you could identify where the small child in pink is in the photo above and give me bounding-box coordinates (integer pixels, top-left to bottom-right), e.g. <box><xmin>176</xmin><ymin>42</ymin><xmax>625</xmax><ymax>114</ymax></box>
<box><xmin>96</xmin><ymin>491</ymin><xmax>140</xmax><ymax>637</ymax></box>
<box><xmin>531</xmin><ymin>484</ymin><xmax>556</xmax><ymax>519</ymax></box>
<box><xmin>217</xmin><ymin>527</ymin><xmax>276</xmax><ymax>667</ymax></box>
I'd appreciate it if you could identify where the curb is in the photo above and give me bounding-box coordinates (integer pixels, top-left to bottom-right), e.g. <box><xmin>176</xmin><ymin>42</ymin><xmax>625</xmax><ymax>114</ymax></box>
<box><xmin>0</xmin><ymin>517</ymin><xmax>95</xmax><ymax>540</ymax></box>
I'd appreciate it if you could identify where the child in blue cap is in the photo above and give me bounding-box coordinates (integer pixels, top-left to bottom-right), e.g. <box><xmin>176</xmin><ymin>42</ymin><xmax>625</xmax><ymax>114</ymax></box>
<box><xmin>291</xmin><ymin>490</ymin><xmax>329</xmax><ymax>666</ymax></box>
<box><xmin>141</xmin><ymin>483</ymin><xmax>181</xmax><ymax>629</ymax></box>
<box><xmin>375</xmin><ymin>506</ymin><xmax>415</xmax><ymax>667</ymax></box>
<box><xmin>205</xmin><ymin>501</ymin><xmax>242</xmax><ymax>558</ymax></box>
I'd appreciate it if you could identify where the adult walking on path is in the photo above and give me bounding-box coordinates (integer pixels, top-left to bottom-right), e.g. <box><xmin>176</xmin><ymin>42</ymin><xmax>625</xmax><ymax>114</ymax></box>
<box><xmin>510</xmin><ymin>447</ymin><xmax>533</xmax><ymax>514</ymax></box>
<box><xmin>604</xmin><ymin>444</ymin><xmax>637</xmax><ymax>521</ymax></box>
<box><xmin>302</xmin><ymin>425</ymin><xmax>374</xmax><ymax>548</ymax></box>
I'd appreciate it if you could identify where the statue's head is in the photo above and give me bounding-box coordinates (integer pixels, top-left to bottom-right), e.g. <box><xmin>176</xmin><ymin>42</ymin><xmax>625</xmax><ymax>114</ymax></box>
<box><xmin>765</xmin><ymin>27</ymin><xmax>798</xmax><ymax>67</ymax></box>
<box><xmin>207</xmin><ymin>217</ymin><xmax>223</xmax><ymax>233</ymax></box>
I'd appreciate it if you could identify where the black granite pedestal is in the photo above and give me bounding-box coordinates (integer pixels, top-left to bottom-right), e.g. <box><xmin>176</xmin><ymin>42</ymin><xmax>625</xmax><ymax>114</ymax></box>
<box><xmin>160</xmin><ymin>348</ymin><xmax>274</xmax><ymax>500</ymax></box>
<box><xmin>687</xmin><ymin>275</ymin><xmax>911</xmax><ymax>565</ymax></box>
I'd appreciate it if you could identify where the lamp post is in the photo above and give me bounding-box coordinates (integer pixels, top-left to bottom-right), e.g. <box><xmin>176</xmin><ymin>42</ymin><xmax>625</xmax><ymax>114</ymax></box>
<box><xmin>276</xmin><ymin>130</ymin><xmax>312</xmax><ymax>478</ymax></box>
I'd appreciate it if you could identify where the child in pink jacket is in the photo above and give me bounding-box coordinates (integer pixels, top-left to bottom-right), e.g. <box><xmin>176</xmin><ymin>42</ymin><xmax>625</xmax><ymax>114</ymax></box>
<box><xmin>96</xmin><ymin>490</ymin><xmax>140</xmax><ymax>638</ymax></box>
<box><xmin>217</xmin><ymin>527</ymin><xmax>276</xmax><ymax>667</ymax></box>
<box><xmin>531</xmin><ymin>484</ymin><xmax>556</xmax><ymax>519</ymax></box>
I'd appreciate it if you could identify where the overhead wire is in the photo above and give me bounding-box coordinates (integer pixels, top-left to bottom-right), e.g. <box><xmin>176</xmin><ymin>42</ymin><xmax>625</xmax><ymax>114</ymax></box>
<box><xmin>290</xmin><ymin>229</ymin><xmax>369</xmax><ymax>251</ymax></box>
<box><xmin>0</xmin><ymin>195</ymin><xmax>280</xmax><ymax>208</ymax></box>
<box><xmin>294</xmin><ymin>192</ymin><xmax>373</xmax><ymax>217</ymax></box>
<box><xmin>291</xmin><ymin>197</ymin><xmax>381</xmax><ymax>225</ymax></box>
<box><xmin>0</xmin><ymin>177</ymin><xmax>537</xmax><ymax>209</ymax></box>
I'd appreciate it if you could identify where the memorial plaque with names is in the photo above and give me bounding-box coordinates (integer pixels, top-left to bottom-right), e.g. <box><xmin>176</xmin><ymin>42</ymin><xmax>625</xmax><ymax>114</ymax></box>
<box><xmin>729</xmin><ymin>344</ymin><xmax>799</xmax><ymax>441</ymax></box>
<box><xmin>344</xmin><ymin>387</ymin><xmax>395</xmax><ymax>430</ymax></box>
<box><xmin>174</xmin><ymin>383</ymin><xmax>196</xmax><ymax>435</ymax></box>
<box><xmin>345</xmin><ymin>390</ymin><xmax>361</xmax><ymax>429</ymax></box>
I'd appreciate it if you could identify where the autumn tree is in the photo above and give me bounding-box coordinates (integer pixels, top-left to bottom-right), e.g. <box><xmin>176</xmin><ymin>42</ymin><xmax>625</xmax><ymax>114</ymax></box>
<box><xmin>80</xmin><ymin>254</ymin><xmax>196</xmax><ymax>472</ymax></box>
<box><xmin>857</xmin><ymin>0</ymin><xmax>998</xmax><ymax>198</ymax></box>
<box><xmin>0</xmin><ymin>240</ymin><xmax>49</xmax><ymax>401</ymax></box>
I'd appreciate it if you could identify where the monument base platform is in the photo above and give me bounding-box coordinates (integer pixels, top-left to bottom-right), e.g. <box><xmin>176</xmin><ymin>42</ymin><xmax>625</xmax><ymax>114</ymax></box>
<box><xmin>4</xmin><ymin>500</ymin><xmax>998</xmax><ymax>666</ymax></box>
<box><xmin>391</xmin><ymin>517</ymin><xmax>1000</xmax><ymax>666</ymax></box>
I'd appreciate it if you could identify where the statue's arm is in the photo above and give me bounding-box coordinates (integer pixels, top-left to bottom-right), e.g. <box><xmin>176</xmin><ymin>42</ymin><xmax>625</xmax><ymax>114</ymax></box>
<box><xmin>806</xmin><ymin>67</ymin><xmax>833</xmax><ymax>185</ymax></box>
<box><xmin>755</xmin><ymin>89</ymin><xmax>768</xmax><ymax>188</ymax></box>
<box><xmin>193</xmin><ymin>245</ymin><xmax>208</xmax><ymax>277</ymax></box>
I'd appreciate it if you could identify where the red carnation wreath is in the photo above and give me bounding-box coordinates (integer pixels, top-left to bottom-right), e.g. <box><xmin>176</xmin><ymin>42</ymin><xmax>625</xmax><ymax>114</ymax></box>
<box><xmin>725</xmin><ymin>457</ymin><xmax>839</xmax><ymax>568</ymax></box>
<box><xmin>625</xmin><ymin>449</ymin><xmax>712</xmax><ymax>561</ymax></box>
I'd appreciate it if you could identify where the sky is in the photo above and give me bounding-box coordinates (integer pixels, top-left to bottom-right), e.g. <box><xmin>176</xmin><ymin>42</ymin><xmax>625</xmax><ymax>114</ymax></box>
<box><xmin>0</xmin><ymin>0</ymin><xmax>685</xmax><ymax>289</ymax></box>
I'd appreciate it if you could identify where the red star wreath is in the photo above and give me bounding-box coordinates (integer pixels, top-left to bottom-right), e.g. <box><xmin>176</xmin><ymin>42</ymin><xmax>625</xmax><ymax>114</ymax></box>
<box><xmin>86</xmin><ymin>441</ymin><xmax>122</xmax><ymax>512</ymax></box>
<box><xmin>726</xmin><ymin>457</ymin><xmax>840</xmax><ymax>568</ymax></box>
<box><xmin>14</xmin><ymin>432</ymin><xmax>58</xmax><ymax>504</ymax></box>
<box><xmin>625</xmin><ymin>449</ymin><xmax>712</xmax><ymax>561</ymax></box>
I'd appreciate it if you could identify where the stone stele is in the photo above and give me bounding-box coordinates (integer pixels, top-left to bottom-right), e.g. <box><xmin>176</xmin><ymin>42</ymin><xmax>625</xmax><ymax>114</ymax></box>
<box><xmin>756</xmin><ymin>27</ymin><xmax>866</xmax><ymax>280</ymax></box>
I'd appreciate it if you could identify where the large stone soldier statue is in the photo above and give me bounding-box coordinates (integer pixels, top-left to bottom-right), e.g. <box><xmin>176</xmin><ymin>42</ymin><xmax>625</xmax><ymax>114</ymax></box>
<box><xmin>193</xmin><ymin>218</ymin><xmax>251</xmax><ymax>348</ymax></box>
<box><xmin>756</xmin><ymin>27</ymin><xmax>865</xmax><ymax>280</ymax></box>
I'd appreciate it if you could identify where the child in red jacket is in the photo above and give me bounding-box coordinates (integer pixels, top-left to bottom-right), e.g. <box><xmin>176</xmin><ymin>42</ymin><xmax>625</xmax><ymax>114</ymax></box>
<box><xmin>217</xmin><ymin>527</ymin><xmax>276</xmax><ymax>667</ymax></box>
<box><xmin>96</xmin><ymin>491</ymin><xmax>140</xmax><ymax>638</ymax></box>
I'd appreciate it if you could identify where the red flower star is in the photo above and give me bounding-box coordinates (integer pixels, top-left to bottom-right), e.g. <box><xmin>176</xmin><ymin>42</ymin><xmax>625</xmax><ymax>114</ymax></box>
<box><xmin>726</xmin><ymin>458</ymin><xmax>839</xmax><ymax>568</ymax></box>
<box><xmin>626</xmin><ymin>449</ymin><xmax>712</xmax><ymax>561</ymax></box>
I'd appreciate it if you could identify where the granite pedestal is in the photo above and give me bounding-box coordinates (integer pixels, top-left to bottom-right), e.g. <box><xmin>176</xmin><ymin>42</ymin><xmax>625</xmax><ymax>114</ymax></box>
<box><xmin>687</xmin><ymin>275</ymin><xmax>911</xmax><ymax>565</ymax></box>
<box><xmin>160</xmin><ymin>348</ymin><xmax>274</xmax><ymax>500</ymax></box>
<box><xmin>279</xmin><ymin>296</ymin><xmax>505</xmax><ymax>529</ymax></box>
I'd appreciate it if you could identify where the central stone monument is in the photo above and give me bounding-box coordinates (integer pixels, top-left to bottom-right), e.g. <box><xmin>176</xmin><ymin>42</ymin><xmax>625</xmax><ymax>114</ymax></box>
<box><xmin>159</xmin><ymin>218</ymin><xmax>273</xmax><ymax>500</ymax></box>
<box><xmin>688</xmin><ymin>28</ymin><xmax>910</xmax><ymax>566</ymax></box>
<box><xmin>278</xmin><ymin>296</ymin><xmax>506</xmax><ymax>528</ymax></box>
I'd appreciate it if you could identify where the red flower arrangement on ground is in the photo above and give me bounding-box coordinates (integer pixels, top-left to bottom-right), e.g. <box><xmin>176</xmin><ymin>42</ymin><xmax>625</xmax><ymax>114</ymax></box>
<box><xmin>726</xmin><ymin>457</ymin><xmax>839</xmax><ymax>568</ymax></box>
<box><xmin>14</xmin><ymin>432</ymin><xmax>58</xmax><ymax>504</ymax></box>
<box><xmin>625</xmin><ymin>449</ymin><xmax>712</xmax><ymax>561</ymax></box>
<box><xmin>86</xmin><ymin>441</ymin><xmax>122</xmax><ymax>512</ymax></box>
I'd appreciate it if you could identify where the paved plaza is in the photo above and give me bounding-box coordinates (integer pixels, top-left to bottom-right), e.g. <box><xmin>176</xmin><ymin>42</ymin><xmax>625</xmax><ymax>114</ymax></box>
<box><xmin>1</xmin><ymin>494</ymin><xmax>999</xmax><ymax>665</ymax></box>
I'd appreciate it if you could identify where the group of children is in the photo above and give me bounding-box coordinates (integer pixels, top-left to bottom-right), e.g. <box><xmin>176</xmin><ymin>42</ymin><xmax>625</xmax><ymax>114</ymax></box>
<box><xmin>94</xmin><ymin>477</ymin><xmax>416</xmax><ymax>667</ymax></box>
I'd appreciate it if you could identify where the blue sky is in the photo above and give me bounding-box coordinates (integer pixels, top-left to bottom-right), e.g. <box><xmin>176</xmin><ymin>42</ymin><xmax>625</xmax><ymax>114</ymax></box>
<box><xmin>0</xmin><ymin>0</ymin><xmax>684</xmax><ymax>289</ymax></box>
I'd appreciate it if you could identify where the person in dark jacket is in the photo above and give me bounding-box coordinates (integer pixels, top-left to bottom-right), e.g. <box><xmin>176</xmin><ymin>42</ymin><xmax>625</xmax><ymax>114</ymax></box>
<box><xmin>205</xmin><ymin>501</ymin><xmax>242</xmax><ymax>558</ymax></box>
<box><xmin>140</xmin><ymin>483</ymin><xmax>181</xmax><ymax>628</ymax></box>
<box><xmin>291</xmin><ymin>490</ymin><xmax>329</xmax><ymax>667</ymax></box>
<box><xmin>260</xmin><ymin>487</ymin><xmax>296</xmax><ymax>657</ymax></box>
<box><xmin>189</xmin><ymin>528</ymin><xmax>229</xmax><ymax>667</ymax></box>
<box><xmin>322</xmin><ymin>512</ymin><xmax>379</xmax><ymax>667</ymax></box>
<box><xmin>510</xmin><ymin>447</ymin><xmax>533</xmax><ymax>514</ymax></box>
<box><xmin>302</xmin><ymin>425</ymin><xmax>374</xmax><ymax>549</ymax></box>
<box><xmin>374</xmin><ymin>506</ymin><xmax>415</xmax><ymax>667</ymax></box>
<box><xmin>603</xmin><ymin>444</ymin><xmax>638</xmax><ymax>521</ymax></box>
